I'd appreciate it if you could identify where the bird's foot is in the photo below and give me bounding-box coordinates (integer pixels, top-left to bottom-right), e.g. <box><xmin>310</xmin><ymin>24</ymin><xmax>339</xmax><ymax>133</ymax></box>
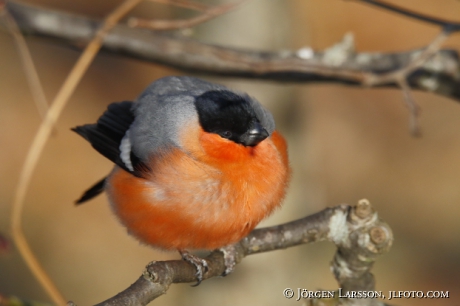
<box><xmin>219</xmin><ymin>244</ymin><xmax>238</xmax><ymax>276</ymax></box>
<box><xmin>179</xmin><ymin>250</ymin><xmax>208</xmax><ymax>286</ymax></box>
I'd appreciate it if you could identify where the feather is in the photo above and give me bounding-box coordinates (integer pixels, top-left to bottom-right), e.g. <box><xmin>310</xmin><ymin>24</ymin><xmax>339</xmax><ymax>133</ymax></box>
<box><xmin>75</xmin><ymin>177</ymin><xmax>107</xmax><ymax>204</ymax></box>
<box><xmin>72</xmin><ymin>101</ymin><xmax>149</xmax><ymax>177</ymax></box>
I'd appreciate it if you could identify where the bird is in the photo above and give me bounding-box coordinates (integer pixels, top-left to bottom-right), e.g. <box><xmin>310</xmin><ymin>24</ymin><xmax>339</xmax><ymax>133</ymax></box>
<box><xmin>73</xmin><ymin>76</ymin><xmax>290</xmax><ymax>282</ymax></box>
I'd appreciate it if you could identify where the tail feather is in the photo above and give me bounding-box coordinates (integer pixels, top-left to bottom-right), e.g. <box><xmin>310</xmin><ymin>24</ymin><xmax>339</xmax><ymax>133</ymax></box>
<box><xmin>76</xmin><ymin>177</ymin><xmax>107</xmax><ymax>204</ymax></box>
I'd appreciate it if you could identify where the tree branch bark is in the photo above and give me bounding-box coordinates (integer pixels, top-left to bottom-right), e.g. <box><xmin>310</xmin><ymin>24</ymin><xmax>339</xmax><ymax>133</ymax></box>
<box><xmin>89</xmin><ymin>200</ymin><xmax>393</xmax><ymax>306</ymax></box>
<box><xmin>4</xmin><ymin>1</ymin><xmax>460</xmax><ymax>102</ymax></box>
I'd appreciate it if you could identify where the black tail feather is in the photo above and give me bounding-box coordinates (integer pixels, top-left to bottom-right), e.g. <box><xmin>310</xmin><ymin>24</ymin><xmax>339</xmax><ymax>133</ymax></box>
<box><xmin>76</xmin><ymin>177</ymin><xmax>107</xmax><ymax>204</ymax></box>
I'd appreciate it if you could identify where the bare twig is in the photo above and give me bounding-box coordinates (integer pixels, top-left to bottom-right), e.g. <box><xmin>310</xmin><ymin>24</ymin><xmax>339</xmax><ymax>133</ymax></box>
<box><xmin>149</xmin><ymin>0</ymin><xmax>209</xmax><ymax>11</ymax></box>
<box><xmin>355</xmin><ymin>0</ymin><xmax>460</xmax><ymax>31</ymax></box>
<box><xmin>399</xmin><ymin>78</ymin><xmax>421</xmax><ymax>136</ymax></box>
<box><xmin>353</xmin><ymin>0</ymin><xmax>458</xmax><ymax>135</ymax></box>
<box><xmin>0</xmin><ymin>4</ymin><xmax>48</xmax><ymax>119</ymax></box>
<box><xmin>362</xmin><ymin>30</ymin><xmax>450</xmax><ymax>136</ymax></box>
<box><xmin>127</xmin><ymin>0</ymin><xmax>246</xmax><ymax>30</ymax></box>
<box><xmin>9</xmin><ymin>0</ymin><xmax>144</xmax><ymax>305</ymax></box>
<box><xmin>364</xmin><ymin>30</ymin><xmax>451</xmax><ymax>87</ymax></box>
<box><xmin>90</xmin><ymin>200</ymin><xmax>392</xmax><ymax>306</ymax></box>
<box><xmin>355</xmin><ymin>34</ymin><xmax>452</xmax><ymax>137</ymax></box>
<box><xmin>5</xmin><ymin>1</ymin><xmax>460</xmax><ymax>102</ymax></box>
<box><xmin>358</xmin><ymin>0</ymin><xmax>460</xmax><ymax>135</ymax></box>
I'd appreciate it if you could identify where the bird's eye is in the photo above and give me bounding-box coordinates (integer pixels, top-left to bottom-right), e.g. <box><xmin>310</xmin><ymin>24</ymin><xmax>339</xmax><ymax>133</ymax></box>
<box><xmin>220</xmin><ymin>131</ymin><xmax>232</xmax><ymax>139</ymax></box>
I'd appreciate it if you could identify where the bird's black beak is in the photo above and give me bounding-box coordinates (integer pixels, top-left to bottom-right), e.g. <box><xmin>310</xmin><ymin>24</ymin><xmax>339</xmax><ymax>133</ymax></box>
<box><xmin>239</xmin><ymin>121</ymin><xmax>269</xmax><ymax>147</ymax></box>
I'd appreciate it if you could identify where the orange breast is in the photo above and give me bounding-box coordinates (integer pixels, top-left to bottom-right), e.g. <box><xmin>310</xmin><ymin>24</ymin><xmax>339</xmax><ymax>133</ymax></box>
<box><xmin>106</xmin><ymin>129</ymin><xmax>290</xmax><ymax>250</ymax></box>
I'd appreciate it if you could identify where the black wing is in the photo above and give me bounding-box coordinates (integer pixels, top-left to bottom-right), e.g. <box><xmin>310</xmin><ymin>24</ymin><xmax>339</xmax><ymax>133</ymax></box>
<box><xmin>72</xmin><ymin>101</ymin><xmax>149</xmax><ymax>203</ymax></box>
<box><xmin>72</xmin><ymin>101</ymin><xmax>135</xmax><ymax>172</ymax></box>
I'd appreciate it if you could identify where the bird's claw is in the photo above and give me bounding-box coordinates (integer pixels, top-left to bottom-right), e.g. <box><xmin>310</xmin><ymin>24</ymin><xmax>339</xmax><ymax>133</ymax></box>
<box><xmin>180</xmin><ymin>250</ymin><xmax>209</xmax><ymax>286</ymax></box>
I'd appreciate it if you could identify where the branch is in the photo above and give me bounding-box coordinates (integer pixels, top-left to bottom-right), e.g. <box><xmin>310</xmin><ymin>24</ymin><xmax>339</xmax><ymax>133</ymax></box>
<box><xmin>88</xmin><ymin>200</ymin><xmax>393</xmax><ymax>306</ymax></box>
<box><xmin>352</xmin><ymin>0</ymin><xmax>460</xmax><ymax>135</ymax></box>
<box><xmin>355</xmin><ymin>0</ymin><xmax>460</xmax><ymax>31</ymax></box>
<box><xmin>5</xmin><ymin>1</ymin><xmax>460</xmax><ymax>102</ymax></box>
<box><xmin>127</xmin><ymin>0</ymin><xmax>247</xmax><ymax>30</ymax></box>
<box><xmin>362</xmin><ymin>30</ymin><xmax>451</xmax><ymax>136</ymax></box>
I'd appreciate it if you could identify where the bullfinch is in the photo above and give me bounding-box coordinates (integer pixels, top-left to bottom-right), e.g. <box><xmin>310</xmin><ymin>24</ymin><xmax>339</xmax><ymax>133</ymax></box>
<box><xmin>73</xmin><ymin>76</ymin><xmax>290</xmax><ymax>281</ymax></box>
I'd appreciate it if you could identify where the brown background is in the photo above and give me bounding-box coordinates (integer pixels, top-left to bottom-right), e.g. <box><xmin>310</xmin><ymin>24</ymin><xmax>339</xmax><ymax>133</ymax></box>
<box><xmin>0</xmin><ymin>0</ymin><xmax>459</xmax><ymax>305</ymax></box>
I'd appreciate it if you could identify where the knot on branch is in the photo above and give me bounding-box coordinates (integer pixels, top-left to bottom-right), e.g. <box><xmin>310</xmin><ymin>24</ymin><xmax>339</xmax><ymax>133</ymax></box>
<box><xmin>329</xmin><ymin>199</ymin><xmax>393</xmax><ymax>306</ymax></box>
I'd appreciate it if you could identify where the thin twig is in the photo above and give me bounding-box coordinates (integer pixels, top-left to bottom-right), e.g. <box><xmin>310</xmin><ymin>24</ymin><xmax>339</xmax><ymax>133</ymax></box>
<box><xmin>354</xmin><ymin>0</ymin><xmax>460</xmax><ymax>31</ymax></box>
<box><xmin>128</xmin><ymin>0</ymin><xmax>246</xmax><ymax>30</ymax></box>
<box><xmin>364</xmin><ymin>30</ymin><xmax>451</xmax><ymax>86</ymax></box>
<box><xmin>0</xmin><ymin>5</ymin><xmax>48</xmax><ymax>119</ymax></box>
<box><xmin>9</xmin><ymin>0</ymin><xmax>144</xmax><ymax>305</ymax></box>
<box><xmin>362</xmin><ymin>29</ymin><xmax>450</xmax><ymax>135</ymax></box>
<box><xmin>352</xmin><ymin>0</ymin><xmax>460</xmax><ymax>136</ymax></box>
<box><xmin>399</xmin><ymin>78</ymin><xmax>421</xmax><ymax>137</ymax></box>
<box><xmin>149</xmin><ymin>0</ymin><xmax>209</xmax><ymax>11</ymax></box>
<box><xmin>352</xmin><ymin>0</ymin><xmax>460</xmax><ymax>134</ymax></box>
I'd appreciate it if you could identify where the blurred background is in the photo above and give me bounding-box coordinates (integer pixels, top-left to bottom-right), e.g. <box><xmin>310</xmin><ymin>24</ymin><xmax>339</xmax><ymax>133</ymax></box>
<box><xmin>0</xmin><ymin>0</ymin><xmax>459</xmax><ymax>305</ymax></box>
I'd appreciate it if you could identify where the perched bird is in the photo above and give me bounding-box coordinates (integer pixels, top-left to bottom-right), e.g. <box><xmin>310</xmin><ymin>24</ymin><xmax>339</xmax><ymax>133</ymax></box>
<box><xmin>73</xmin><ymin>76</ymin><xmax>290</xmax><ymax>280</ymax></box>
